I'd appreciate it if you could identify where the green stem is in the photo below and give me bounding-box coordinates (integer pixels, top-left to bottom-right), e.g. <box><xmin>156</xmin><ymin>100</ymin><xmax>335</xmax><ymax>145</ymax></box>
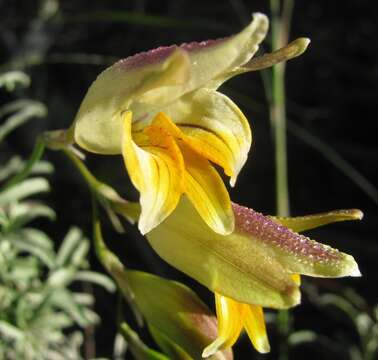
<box><xmin>270</xmin><ymin>0</ymin><xmax>290</xmax><ymax>217</ymax></box>
<box><xmin>0</xmin><ymin>136</ymin><xmax>45</xmax><ymax>192</ymax></box>
<box><xmin>269</xmin><ymin>1</ymin><xmax>294</xmax><ymax>360</ymax></box>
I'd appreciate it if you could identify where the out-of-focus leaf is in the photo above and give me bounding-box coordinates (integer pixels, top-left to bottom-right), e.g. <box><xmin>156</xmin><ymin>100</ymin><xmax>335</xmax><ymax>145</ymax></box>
<box><xmin>55</xmin><ymin>227</ymin><xmax>82</xmax><ymax>267</ymax></box>
<box><xmin>74</xmin><ymin>271</ymin><xmax>116</xmax><ymax>292</ymax></box>
<box><xmin>288</xmin><ymin>330</ymin><xmax>318</xmax><ymax>346</ymax></box>
<box><xmin>0</xmin><ymin>71</ymin><xmax>30</xmax><ymax>91</ymax></box>
<box><xmin>0</xmin><ymin>178</ymin><xmax>50</xmax><ymax>205</ymax></box>
<box><xmin>17</xmin><ymin>228</ymin><xmax>53</xmax><ymax>251</ymax></box>
<box><xmin>319</xmin><ymin>293</ymin><xmax>359</xmax><ymax>319</ymax></box>
<box><xmin>0</xmin><ymin>138</ymin><xmax>46</xmax><ymax>192</ymax></box>
<box><xmin>50</xmin><ymin>289</ymin><xmax>93</xmax><ymax>327</ymax></box>
<box><xmin>0</xmin><ymin>100</ymin><xmax>47</xmax><ymax>142</ymax></box>
<box><xmin>0</xmin><ymin>156</ymin><xmax>54</xmax><ymax>182</ymax></box>
<box><xmin>7</xmin><ymin>234</ymin><xmax>55</xmax><ymax>268</ymax></box>
<box><xmin>70</xmin><ymin>240</ymin><xmax>89</xmax><ymax>267</ymax></box>
<box><xmin>0</xmin><ymin>321</ymin><xmax>24</xmax><ymax>341</ymax></box>
<box><xmin>7</xmin><ymin>202</ymin><xmax>56</xmax><ymax>231</ymax></box>
<box><xmin>48</xmin><ymin>267</ymin><xmax>76</xmax><ymax>287</ymax></box>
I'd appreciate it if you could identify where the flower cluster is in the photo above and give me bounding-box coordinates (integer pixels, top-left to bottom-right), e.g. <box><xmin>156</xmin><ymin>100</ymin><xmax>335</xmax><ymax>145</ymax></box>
<box><xmin>68</xmin><ymin>13</ymin><xmax>361</xmax><ymax>358</ymax></box>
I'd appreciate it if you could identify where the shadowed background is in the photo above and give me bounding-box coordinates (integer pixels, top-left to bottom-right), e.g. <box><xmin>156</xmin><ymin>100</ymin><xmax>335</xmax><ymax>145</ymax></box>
<box><xmin>1</xmin><ymin>0</ymin><xmax>377</xmax><ymax>359</ymax></box>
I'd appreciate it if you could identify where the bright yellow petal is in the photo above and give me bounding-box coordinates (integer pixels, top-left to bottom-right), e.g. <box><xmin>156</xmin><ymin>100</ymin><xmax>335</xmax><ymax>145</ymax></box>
<box><xmin>272</xmin><ymin>209</ymin><xmax>363</xmax><ymax>233</ymax></box>
<box><xmin>181</xmin><ymin>142</ymin><xmax>234</xmax><ymax>235</ymax></box>
<box><xmin>157</xmin><ymin>88</ymin><xmax>251</xmax><ymax>186</ymax></box>
<box><xmin>202</xmin><ymin>293</ymin><xmax>244</xmax><ymax>358</ymax></box>
<box><xmin>291</xmin><ymin>274</ymin><xmax>301</xmax><ymax>286</ymax></box>
<box><xmin>243</xmin><ymin>305</ymin><xmax>270</xmax><ymax>354</ymax></box>
<box><xmin>122</xmin><ymin>111</ymin><xmax>184</xmax><ymax>234</ymax></box>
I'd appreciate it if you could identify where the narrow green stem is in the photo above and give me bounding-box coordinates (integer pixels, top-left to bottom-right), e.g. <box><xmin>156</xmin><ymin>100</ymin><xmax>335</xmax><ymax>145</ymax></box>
<box><xmin>0</xmin><ymin>136</ymin><xmax>45</xmax><ymax>192</ymax></box>
<box><xmin>270</xmin><ymin>0</ymin><xmax>290</xmax><ymax>217</ymax></box>
<box><xmin>269</xmin><ymin>1</ymin><xmax>294</xmax><ymax>360</ymax></box>
<box><xmin>63</xmin><ymin>148</ymin><xmax>103</xmax><ymax>192</ymax></box>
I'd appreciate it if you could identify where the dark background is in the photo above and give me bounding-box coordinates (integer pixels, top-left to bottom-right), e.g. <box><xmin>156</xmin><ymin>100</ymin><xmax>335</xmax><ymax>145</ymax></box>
<box><xmin>1</xmin><ymin>0</ymin><xmax>377</xmax><ymax>359</ymax></box>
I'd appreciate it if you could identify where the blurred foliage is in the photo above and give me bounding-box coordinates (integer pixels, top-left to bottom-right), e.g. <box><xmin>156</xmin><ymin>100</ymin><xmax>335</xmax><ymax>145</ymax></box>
<box><xmin>0</xmin><ymin>71</ymin><xmax>115</xmax><ymax>359</ymax></box>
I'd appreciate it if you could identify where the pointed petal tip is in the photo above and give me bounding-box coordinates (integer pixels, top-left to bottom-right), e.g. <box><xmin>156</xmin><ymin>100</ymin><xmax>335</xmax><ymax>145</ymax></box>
<box><xmin>255</xmin><ymin>339</ymin><xmax>271</xmax><ymax>354</ymax></box>
<box><xmin>349</xmin><ymin>262</ymin><xmax>362</xmax><ymax>277</ymax></box>
<box><xmin>351</xmin><ymin>209</ymin><xmax>364</xmax><ymax>220</ymax></box>
<box><xmin>202</xmin><ymin>339</ymin><xmax>223</xmax><ymax>358</ymax></box>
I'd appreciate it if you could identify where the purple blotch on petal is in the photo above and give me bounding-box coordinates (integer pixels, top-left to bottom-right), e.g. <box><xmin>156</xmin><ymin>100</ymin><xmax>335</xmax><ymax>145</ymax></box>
<box><xmin>115</xmin><ymin>37</ymin><xmax>228</xmax><ymax>71</ymax></box>
<box><xmin>232</xmin><ymin>203</ymin><xmax>342</xmax><ymax>263</ymax></box>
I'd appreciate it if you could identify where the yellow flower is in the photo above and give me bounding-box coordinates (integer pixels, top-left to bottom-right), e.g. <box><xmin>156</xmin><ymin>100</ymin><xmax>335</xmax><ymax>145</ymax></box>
<box><xmin>145</xmin><ymin>198</ymin><xmax>362</xmax><ymax>356</ymax></box>
<box><xmin>70</xmin><ymin>13</ymin><xmax>309</xmax><ymax>235</ymax></box>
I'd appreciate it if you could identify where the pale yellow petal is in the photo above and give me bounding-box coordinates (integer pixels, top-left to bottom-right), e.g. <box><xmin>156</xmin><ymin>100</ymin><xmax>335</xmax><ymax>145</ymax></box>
<box><xmin>202</xmin><ymin>293</ymin><xmax>244</xmax><ymax>358</ymax></box>
<box><xmin>74</xmin><ymin>48</ymin><xmax>190</xmax><ymax>154</ymax></box>
<box><xmin>243</xmin><ymin>305</ymin><xmax>270</xmax><ymax>354</ymax></box>
<box><xmin>122</xmin><ymin>112</ymin><xmax>184</xmax><ymax>234</ymax></box>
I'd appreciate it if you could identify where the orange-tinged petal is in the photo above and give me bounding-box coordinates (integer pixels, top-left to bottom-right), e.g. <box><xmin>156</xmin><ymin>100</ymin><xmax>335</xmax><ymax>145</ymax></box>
<box><xmin>157</xmin><ymin>88</ymin><xmax>251</xmax><ymax>186</ymax></box>
<box><xmin>243</xmin><ymin>305</ymin><xmax>270</xmax><ymax>354</ymax></box>
<box><xmin>202</xmin><ymin>293</ymin><xmax>243</xmax><ymax>358</ymax></box>
<box><xmin>122</xmin><ymin>111</ymin><xmax>184</xmax><ymax>234</ymax></box>
<box><xmin>181</xmin><ymin>142</ymin><xmax>234</xmax><ymax>235</ymax></box>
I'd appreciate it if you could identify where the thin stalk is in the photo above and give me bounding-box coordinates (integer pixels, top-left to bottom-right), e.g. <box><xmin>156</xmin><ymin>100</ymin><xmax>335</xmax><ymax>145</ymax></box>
<box><xmin>269</xmin><ymin>1</ymin><xmax>294</xmax><ymax>359</ymax></box>
<box><xmin>0</xmin><ymin>136</ymin><xmax>45</xmax><ymax>192</ymax></box>
<box><xmin>270</xmin><ymin>0</ymin><xmax>292</xmax><ymax>217</ymax></box>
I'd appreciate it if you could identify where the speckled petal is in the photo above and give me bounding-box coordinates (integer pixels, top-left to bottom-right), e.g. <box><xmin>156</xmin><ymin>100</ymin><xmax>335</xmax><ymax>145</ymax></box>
<box><xmin>233</xmin><ymin>203</ymin><xmax>361</xmax><ymax>278</ymax></box>
<box><xmin>147</xmin><ymin>197</ymin><xmax>300</xmax><ymax>309</ymax></box>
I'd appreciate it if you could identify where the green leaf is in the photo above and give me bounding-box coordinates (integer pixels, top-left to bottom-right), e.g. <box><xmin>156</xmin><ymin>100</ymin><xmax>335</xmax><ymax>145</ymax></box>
<box><xmin>0</xmin><ymin>178</ymin><xmax>50</xmax><ymax>205</ymax></box>
<box><xmin>55</xmin><ymin>227</ymin><xmax>82</xmax><ymax>267</ymax></box>
<box><xmin>0</xmin><ymin>156</ymin><xmax>54</xmax><ymax>182</ymax></box>
<box><xmin>0</xmin><ymin>320</ymin><xmax>24</xmax><ymax>341</ymax></box>
<box><xmin>7</xmin><ymin>234</ymin><xmax>55</xmax><ymax>268</ymax></box>
<box><xmin>50</xmin><ymin>289</ymin><xmax>93</xmax><ymax>327</ymax></box>
<box><xmin>7</xmin><ymin>202</ymin><xmax>56</xmax><ymax>230</ymax></box>
<box><xmin>74</xmin><ymin>271</ymin><xmax>116</xmax><ymax>292</ymax></box>
<box><xmin>0</xmin><ymin>100</ymin><xmax>47</xmax><ymax>142</ymax></box>
<box><xmin>0</xmin><ymin>71</ymin><xmax>30</xmax><ymax>91</ymax></box>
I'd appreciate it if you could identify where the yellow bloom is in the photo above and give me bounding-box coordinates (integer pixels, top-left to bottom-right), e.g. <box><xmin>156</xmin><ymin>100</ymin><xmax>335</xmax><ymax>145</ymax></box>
<box><xmin>145</xmin><ymin>198</ymin><xmax>362</xmax><ymax>356</ymax></box>
<box><xmin>71</xmin><ymin>13</ymin><xmax>309</xmax><ymax>235</ymax></box>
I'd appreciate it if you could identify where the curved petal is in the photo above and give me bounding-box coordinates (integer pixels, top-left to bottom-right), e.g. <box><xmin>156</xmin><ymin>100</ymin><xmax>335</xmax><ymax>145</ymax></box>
<box><xmin>243</xmin><ymin>305</ymin><xmax>270</xmax><ymax>354</ymax></box>
<box><xmin>271</xmin><ymin>209</ymin><xmax>363</xmax><ymax>233</ymax></box>
<box><xmin>147</xmin><ymin>197</ymin><xmax>300</xmax><ymax>309</ymax></box>
<box><xmin>155</xmin><ymin>88</ymin><xmax>251</xmax><ymax>186</ymax></box>
<box><xmin>203</xmin><ymin>293</ymin><xmax>244</xmax><ymax>358</ymax></box>
<box><xmin>233</xmin><ymin>203</ymin><xmax>361</xmax><ymax>278</ymax></box>
<box><xmin>181</xmin><ymin>142</ymin><xmax>234</xmax><ymax>235</ymax></box>
<box><xmin>122</xmin><ymin>111</ymin><xmax>184</xmax><ymax>234</ymax></box>
<box><xmin>139</xmin><ymin>112</ymin><xmax>234</xmax><ymax>235</ymax></box>
<box><xmin>74</xmin><ymin>48</ymin><xmax>190</xmax><ymax>154</ymax></box>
